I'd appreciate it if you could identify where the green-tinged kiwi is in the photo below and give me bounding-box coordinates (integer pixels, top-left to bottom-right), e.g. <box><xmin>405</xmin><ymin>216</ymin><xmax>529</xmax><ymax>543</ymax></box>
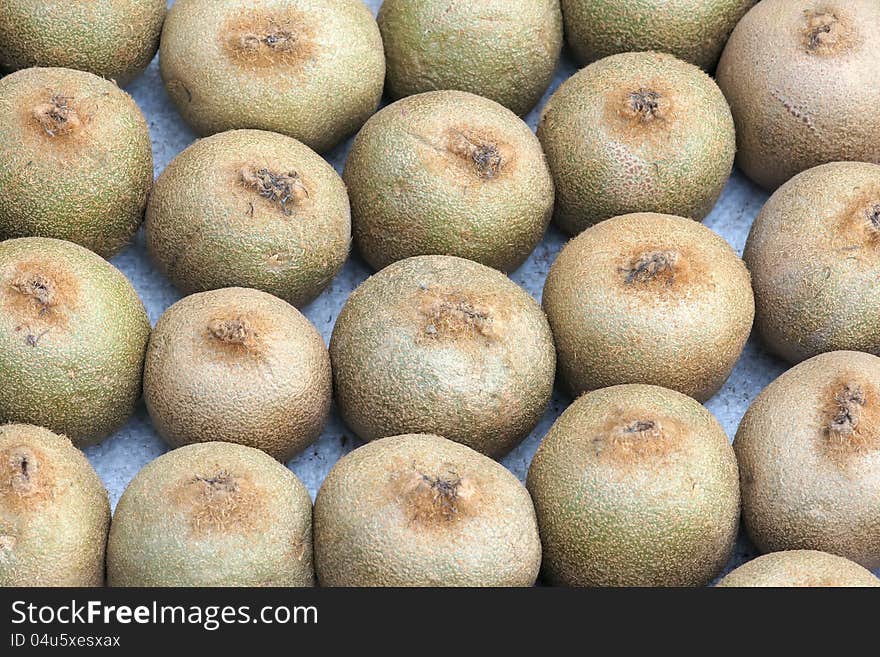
<box><xmin>527</xmin><ymin>384</ymin><xmax>740</xmax><ymax>587</ymax></box>
<box><xmin>0</xmin><ymin>0</ymin><xmax>166</xmax><ymax>86</ymax></box>
<box><xmin>734</xmin><ymin>351</ymin><xmax>880</xmax><ymax>569</ymax></box>
<box><xmin>717</xmin><ymin>550</ymin><xmax>880</xmax><ymax>587</ymax></box>
<box><xmin>344</xmin><ymin>91</ymin><xmax>554</xmax><ymax>273</ymax></box>
<box><xmin>314</xmin><ymin>433</ymin><xmax>541</xmax><ymax>587</ymax></box>
<box><xmin>0</xmin><ymin>238</ymin><xmax>150</xmax><ymax>445</ymax></box>
<box><xmin>716</xmin><ymin>0</ymin><xmax>880</xmax><ymax>190</ymax></box>
<box><xmin>0</xmin><ymin>424</ymin><xmax>110</xmax><ymax>587</ymax></box>
<box><xmin>144</xmin><ymin>287</ymin><xmax>331</xmax><ymax>462</ymax></box>
<box><xmin>330</xmin><ymin>255</ymin><xmax>556</xmax><ymax>458</ymax></box>
<box><xmin>145</xmin><ymin>129</ymin><xmax>350</xmax><ymax>307</ymax></box>
<box><xmin>159</xmin><ymin>0</ymin><xmax>385</xmax><ymax>152</ymax></box>
<box><xmin>107</xmin><ymin>442</ymin><xmax>314</xmax><ymax>587</ymax></box>
<box><xmin>744</xmin><ymin>162</ymin><xmax>880</xmax><ymax>362</ymax></box>
<box><xmin>0</xmin><ymin>67</ymin><xmax>153</xmax><ymax>258</ymax></box>
<box><xmin>538</xmin><ymin>51</ymin><xmax>735</xmax><ymax>235</ymax></box>
<box><xmin>543</xmin><ymin>212</ymin><xmax>754</xmax><ymax>402</ymax></box>
<box><xmin>378</xmin><ymin>0</ymin><xmax>563</xmax><ymax>116</ymax></box>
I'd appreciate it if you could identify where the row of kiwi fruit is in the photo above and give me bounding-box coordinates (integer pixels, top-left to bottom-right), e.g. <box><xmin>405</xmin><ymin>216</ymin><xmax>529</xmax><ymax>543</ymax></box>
<box><xmin>1</xmin><ymin>0</ymin><xmax>879</xmax><ymax>587</ymax></box>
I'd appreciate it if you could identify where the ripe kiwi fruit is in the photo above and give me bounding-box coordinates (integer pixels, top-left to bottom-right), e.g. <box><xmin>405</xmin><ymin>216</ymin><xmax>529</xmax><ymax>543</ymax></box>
<box><xmin>0</xmin><ymin>67</ymin><xmax>153</xmax><ymax>258</ymax></box>
<box><xmin>159</xmin><ymin>0</ymin><xmax>385</xmax><ymax>152</ymax></box>
<box><xmin>0</xmin><ymin>0</ymin><xmax>166</xmax><ymax>86</ymax></box>
<box><xmin>145</xmin><ymin>129</ymin><xmax>350</xmax><ymax>308</ymax></box>
<box><xmin>0</xmin><ymin>238</ymin><xmax>151</xmax><ymax>446</ymax></box>
<box><xmin>314</xmin><ymin>433</ymin><xmax>541</xmax><ymax>587</ymax></box>
<box><xmin>107</xmin><ymin>441</ymin><xmax>314</xmax><ymax>587</ymax></box>
<box><xmin>377</xmin><ymin>0</ymin><xmax>563</xmax><ymax>116</ymax></box>
<box><xmin>543</xmin><ymin>212</ymin><xmax>754</xmax><ymax>402</ymax></box>
<box><xmin>716</xmin><ymin>0</ymin><xmax>880</xmax><ymax>190</ymax></box>
<box><xmin>144</xmin><ymin>287</ymin><xmax>332</xmax><ymax>462</ymax></box>
<box><xmin>538</xmin><ymin>51</ymin><xmax>735</xmax><ymax>235</ymax></box>
<box><xmin>344</xmin><ymin>91</ymin><xmax>555</xmax><ymax>273</ymax></box>
<box><xmin>560</xmin><ymin>0</ymin><xmax>755</xmax><ymax>71</ymax></box>
<box><xmin>717</xmin><ymin>550</ymin><xmax>880</xmax><ymax>587</ymax></box>
<box><xmin>330</xmin><ymin>255</ymin><xmax>556</xmax><ymax>458</ymax></box>
<box><xmin>0</xmin><ymin>424</ymin><xmax>110</xmax><ymax>587</ymax></box>
<box><xmin>527</xmin><ymin>384</ymin><xmax>740</xmax><ymax>587</ymax></box>
<box><xmin>744</xmin><ymin>162</ymin><xmax>880</xmax><ymax>363</ymax></box>
<box><xmin>734</xmin><ymin>350</ymin><xmax>880</xmax><ymax>569</ymax></box>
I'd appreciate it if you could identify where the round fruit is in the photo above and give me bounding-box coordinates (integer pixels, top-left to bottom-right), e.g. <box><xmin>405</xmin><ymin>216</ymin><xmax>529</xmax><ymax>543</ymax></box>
<box><xmin>0</xmin><ymin>0</ymin><xmax>166</xmax><ymax>86</ymax></box>
<box><xmin>538</xmin><ymin>51</ymin><xmax>735</xmax><ymax>235</ymax></box>
<box><xmin>145</xmin><ymin>129</ymin><xmax>350</xmax><ymax>307</ymax></box>
<box><xmin>314</xmin><ymin>433</ymin><xmax>541</xmax><ymax>587</ymax></box>
<box><xmin>716</xmin><ymin>0</ymin><xmax>880</xmax><ymax>190</ymax></box>
<box><xmin>107</xmin><ymin>442</ymin><xmax>314</xmax><ymax>587</ymax></box>
<box><xmin>560</xmin><ymin>0</ymin><xmax>755</xmax><ymax>71</ymax></box>
<box><xmin>717</xmin><ymin>551</ymin><xmax>880</xmax><ymax>587</ymax></box>
<box><xmin>0</xmin><ymin>238</ymin><xmax>150</xmax><ymax>445</ymax></box>
<box><xmin>543</xmin><ymin>213</ymin><xmax>754</xmax><ymax>402</ymax></box>
<box><xmin>344</xmin><ymin>91</ymin><xmax>554</xmax><ymax>273</ymax></box>
<box><xmin>735</xmin><ymin>350</ymin><xmax>880</xmax><ymax>569</ymax></box>
<box><xmin>527</xmin><ymin>384</ymin><xmax>740</xmax><ymax>587</ymax></box>
<box><xmin>0</xmin><ymin>424</ymin><xmax>110</xmax><ymax>587</ymax></box>
<box><xmin>330</xmin><ymin>256</ymin><xmax>555</xmax><ymax>458</ymax></box>
<box><xmin>744</xmin><ymin>162</ymin><xmax>880</xmax><ymax>363</ymax></box>
<box><xmin>159</xmin><ymin>0</ymin><xmax>385</xmax><ymax>152</ymax></box>
<box><xmin>144</xmin><ymin>287</ymin><xmax>332</xmax><ymax>462</ymax></box>
<box><xmin>0</xmin><ymin>67</ymin><xmax>153</xmax><ymax>258</ymax></box>
<box><xmin>378</xmin><ymin>0</ymin><xmax>563</xmax><ymax>116</ymax></box>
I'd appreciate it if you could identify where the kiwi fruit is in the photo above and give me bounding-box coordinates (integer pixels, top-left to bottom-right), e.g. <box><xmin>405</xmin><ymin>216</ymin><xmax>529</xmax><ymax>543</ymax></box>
<box><xmin>744</xmin><ymin>162</ymin><xmax>880</xmax><ymax>363</ymax></box>
<box><xmin>735</xmin><ymin>350</ymin><xmax>880</xmax><ymax>569</ymax></box>
<box><xmin>377</xmin><ymin>0</ymin><xmax>563</xmax><ymax>116</ymax></box>
<box><xmin>145</xmin><ymin>129</ymin><xmax>350</xmax><ymax>307</ymax></box>
<box><xmin>717</xmin><ymin>550</ymin><xmax>880</xmax><ymax>587</ymax></box>
<box><xmin>543</xmin><ymin>212</ymin><xmax>754</xmax><ymax>402</ymax></box>
<box><xmin>0</xmin><ymin>67</ymin><xmax>153</xmax><ymax>258</ymax></box>
<box><xmin>560</xmin><ymin>0</ymin><xmax>755</xmax><ymax>71</ymax></box>
<box><xmin>330</xmin><ymin>255</ymin><xmax>556</xmax><ymax>458</ymax></box>
<box><xmin>344</xmin><ymin>91</ymin><xmax>555</xmax><ymax>273</ymax></box>
<box><xmin>716</xmin><ymin>0</ymin><xmax>880</xmax><ymax>190</ymax></box>
<box><xmin>0</xmin><ymin>0</ymin><xmax>166</xmax><ymax>86</ymax></box>
<box><xmin>0</xmin><ymin>424</ymin><xmax>110</xmax><ymax>587</ymax></box>
<box><xmin>538</xmin><ymin>51</ymin><xmax>735</xmax><ymax>236</ymax></box>
<box><xmin>159</xmin><ymin>0</ymin><xmax>385</xmax><ymax>152</ymax></box>
<box><xmin>527</xmin><ymin>384</ymin><xmax>740</xmax><ymax>587</ymax></box>
<box><xmin>314</xmin><ymin>433</ymin><xmax>541</xmax><ymax>587</ymax></box>
<box><xmin>144</xmin><ymin>287</ymin><xmax>332</xmax><ymax>462</ymax></box>
<box><xmin>0</xmin><ymin>238</ymin><xmax>150</xmax><ymax>446</ymax></box>
<box><xmin>107</xmin><ymin>441</ymin><xmax>314</xmax><ymax>587</ymax></box>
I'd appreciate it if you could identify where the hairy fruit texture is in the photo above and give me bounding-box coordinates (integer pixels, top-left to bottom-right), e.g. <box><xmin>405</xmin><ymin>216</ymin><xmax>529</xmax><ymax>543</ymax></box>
<box><xmin>717</xmin><ymin>550</ymin><xmax>880</xmax><ymax>587</ymax></box>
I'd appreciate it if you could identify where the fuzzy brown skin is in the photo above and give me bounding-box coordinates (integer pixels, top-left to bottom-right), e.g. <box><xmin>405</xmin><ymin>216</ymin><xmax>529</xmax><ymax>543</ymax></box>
<box><xmin>735</xmin><ymin>351</ymin><xmax>880</xmax><ymax>569</ymax></box>
<box><xmin>0</xmin><ymin>0</ymin><xmax>166</xmax><ymax>86</ymax></box>
<box><xmin>378</xmin><ymin>0</ymin><xmax>562</xmax><ymax>116</ymax></box>
<box><xmin>543</xmin><ymin>213</ymin><xmax>753</xmax><ymax>402</ymax></box>
<box><xmin>717</xmin><ymin>550</ymin><xmax>880</xmax><ymax>587</ymax></box>
<box><xmin>145</xmin><ymin>129</ymin><xmax>350</xmax><ymax>307</ymax></box>
<box><xmin>315</xmin><ymin>434</ymin><xmax>541</xmax><ymax>587</ymax></box>
<box><xmin>330</xmin><ymin>256</ymin><xmax>556</xmax><ymax>458</ymax></box>
<box><xmin>107</xmin><ymin>442</ymin><xmax>314</xmax><ymax>587</ymax></box>
<box><xmin>744</xmin><ymin>162</ymin><xmax>880</xmax><ymax>362</ymax></box>
<box><xmin>159</xmin><ymin>0</ymin><xmax>385</xmax><ymax>153</ymax></box>
<box><xmin>716</xmin><ymin>0</ymin><xmax>880</xmax><ymax>190</ymax></box>
<box><xmin>0</xmin><ymin>238</ymin><xmax>150</xmax><ymax>446</ymax></box>
<box><xmin>144</xmin><ymin>288</ymin><xmax>331</xmax><ymax>462</ymax></box>
<box><xmin>0</xmin><ymin>68</ymin><xmax>153</xmax><ymax>258</ymax></box>
<box><xmin>0</xmin><ymin>424</ymin><xmax>110</xmax><ymax>587</ymax></box>
<box><xmin>561</xmin><ymin>0</ymin><xmax>755</xmax><ymax>71</ymax></box>
<box><xmin>538</xmin><ymin>51</ymin><xmax>734</xmax><ymax>236</ymax></box>
<box><xmin>344</xmin><ymin>91</ymin><xmax>554</xmax><ymax>273</ymax></box>
<box><xmin>527</xmin><ymin>384</ymin><xmax>740</xmax><ymax>587</ymax></box>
